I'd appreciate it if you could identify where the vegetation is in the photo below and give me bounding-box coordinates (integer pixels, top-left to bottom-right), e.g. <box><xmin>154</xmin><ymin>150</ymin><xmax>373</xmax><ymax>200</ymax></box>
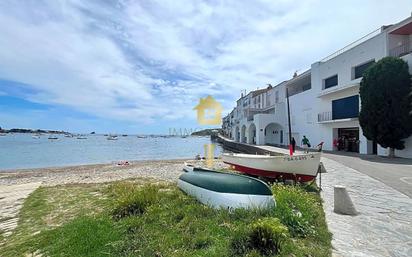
<box><xmin>359</xmin><ymin>57</ymin><xmax>412</xmax><ymax>157</ymax></box>
<box><xmin>191</xmin><ymin>128</ymin><xmax>221</xmax><ymax>136</ymax></box>
<box><xmin>0</xmin><ymin>180</ymin><xmax>331</xmax><ymax>257</ymax></box>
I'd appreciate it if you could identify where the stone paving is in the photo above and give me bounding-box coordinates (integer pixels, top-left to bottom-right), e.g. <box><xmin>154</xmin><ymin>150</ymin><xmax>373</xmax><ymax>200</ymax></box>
<box><xmin>0</xmin><ymin>182</ymin><xmax>41</xmax><ymax>239</ymax></box>
<box><xmin>321</xmin><ymin>157</ymin><xmax>412</xmax><ymax>257</ymax></box>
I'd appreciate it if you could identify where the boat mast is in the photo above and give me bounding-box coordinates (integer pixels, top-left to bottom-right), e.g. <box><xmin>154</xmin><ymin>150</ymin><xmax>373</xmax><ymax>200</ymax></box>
<box><xmin>286</xmin><ymin>87</ymin><xmax>293</xmax><ymax>156</ymax></box>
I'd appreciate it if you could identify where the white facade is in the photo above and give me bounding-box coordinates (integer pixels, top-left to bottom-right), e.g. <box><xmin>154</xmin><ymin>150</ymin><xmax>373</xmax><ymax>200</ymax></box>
<box><xmin>222</xmin><ymin>15</ymin><xmax>412</xmax><ymax>158</ymax></box>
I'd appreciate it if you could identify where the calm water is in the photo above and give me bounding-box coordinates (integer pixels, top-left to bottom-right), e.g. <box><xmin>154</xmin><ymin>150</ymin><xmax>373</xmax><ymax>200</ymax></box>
<box><xmin>0</xmin><ymin>134</ymin><xmax>222</xmax><ymax>170</ymax></box>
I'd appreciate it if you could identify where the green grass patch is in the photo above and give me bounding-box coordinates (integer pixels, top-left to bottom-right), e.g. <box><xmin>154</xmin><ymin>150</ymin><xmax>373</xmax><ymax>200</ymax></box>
<box><xmin>0</xmin><ymin>180</ymin><xmax>331</xmax><ymax>257</ymax></box>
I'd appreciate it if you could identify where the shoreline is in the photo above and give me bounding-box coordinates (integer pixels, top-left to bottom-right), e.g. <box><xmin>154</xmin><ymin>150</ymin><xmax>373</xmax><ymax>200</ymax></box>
<box><xmin>0</xmin><ymin>157</ymin><xmax>197</xmax><ymax>173</ymax></box>
<box><xmin>0</xmin><ymin>158</ymin><xmax>228</xmax><ymax>187</ymax></box>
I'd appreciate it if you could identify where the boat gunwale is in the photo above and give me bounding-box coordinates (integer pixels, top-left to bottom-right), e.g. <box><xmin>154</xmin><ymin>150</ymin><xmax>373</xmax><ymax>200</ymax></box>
<box><xmin>183</xmin><ymin>165</ymin><xmax>273</xmax><ymax>187</ymax></box>
<box><xmin>179</xmin><ymin>170</ymin><xmax>273</xmax><ymax>196</ymax></box>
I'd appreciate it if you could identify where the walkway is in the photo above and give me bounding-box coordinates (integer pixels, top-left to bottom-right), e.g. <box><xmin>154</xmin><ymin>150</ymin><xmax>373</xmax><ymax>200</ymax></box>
<box><xmin>0</xmin><ymin>182</ymin><xmax>41</xmax><ymax>239</ymax></box>
<box><xmin>321</xmin><ymin>157</ymin><xmax>412</xmax><ymax>257</ymax></box>
<box><xmin>323</xmin><ymin>152</ymin><xmax>412</xmax><ymax>197</ymax></box>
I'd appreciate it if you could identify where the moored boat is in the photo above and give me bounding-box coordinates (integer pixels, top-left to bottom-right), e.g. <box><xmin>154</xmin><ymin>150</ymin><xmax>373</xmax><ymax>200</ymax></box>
<box><xmin>178</xmin><ymin>165</ymin><xmax>275</xmax><ymax>209</ymax></box>
<box><xmin>107</xmin><ymin>135</ymin><xmax>118</xmax><ymax>140</ymax></box>
<box><xmin>48</xmin><ymin>135</ymin><xmax>58</xmax><ymax>140</ymax></box>
<box><xmin>222</xmin><ymin>152</ymin><xmax>321</xmax><ymax>182</ymax></box>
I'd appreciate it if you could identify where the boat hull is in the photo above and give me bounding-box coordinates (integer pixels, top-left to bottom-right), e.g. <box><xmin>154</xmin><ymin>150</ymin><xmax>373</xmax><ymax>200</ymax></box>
<box><xmin>222</xmin><ymin>153</ymin><xmax>321</xmax><ymax>182</ymax></box>
<box><xmin>178</xmin><ymin>167</ymin><xmax>275</xmax><ymax>209</ymax></box>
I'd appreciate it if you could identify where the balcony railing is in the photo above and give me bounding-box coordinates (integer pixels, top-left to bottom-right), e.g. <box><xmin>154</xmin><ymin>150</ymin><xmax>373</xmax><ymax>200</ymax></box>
<box><xmin>389</xmin><ymin>41</ymin><xmax>412</xmax><ymax>57</ymax></box>
<box><xmin>318</xmin><ymin>111</ymin><xmax>332</xmax><ymax>122</ymax></box>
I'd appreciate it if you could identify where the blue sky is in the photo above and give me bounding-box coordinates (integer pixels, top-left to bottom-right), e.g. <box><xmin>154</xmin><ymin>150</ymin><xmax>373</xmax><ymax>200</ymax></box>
<box><xmin>0</xmin><ymin>0</ymin><xmax>411</xmax><ymax>134</ymax></box>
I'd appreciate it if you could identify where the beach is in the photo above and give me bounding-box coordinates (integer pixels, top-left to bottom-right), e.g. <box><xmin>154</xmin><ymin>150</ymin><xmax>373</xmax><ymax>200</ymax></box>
<box><xmin>0</xmin><ymin>159</ymin><xmax>229</xmax><ymax>187</ymax></box>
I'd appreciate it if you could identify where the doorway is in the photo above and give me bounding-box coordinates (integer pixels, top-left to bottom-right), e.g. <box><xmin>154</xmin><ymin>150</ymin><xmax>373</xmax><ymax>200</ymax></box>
<box><xmin>337</xmin><ymin>127</ymin><xmax>359</xmax><ymax>153</ymax></box>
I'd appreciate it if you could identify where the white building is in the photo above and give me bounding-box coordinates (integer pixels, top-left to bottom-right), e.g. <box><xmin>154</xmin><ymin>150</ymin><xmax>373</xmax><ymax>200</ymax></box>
<box><xmin>223</xmin><ymin>15</ymin><xmax>412</xmax><ymax>158</ymax></box>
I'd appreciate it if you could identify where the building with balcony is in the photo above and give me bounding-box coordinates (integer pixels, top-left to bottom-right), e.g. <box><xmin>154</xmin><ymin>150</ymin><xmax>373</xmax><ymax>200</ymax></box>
<box><xmin>222</xmin><ymin>14</ymin><xmax>412</xmax><ymax>158</ymax></box>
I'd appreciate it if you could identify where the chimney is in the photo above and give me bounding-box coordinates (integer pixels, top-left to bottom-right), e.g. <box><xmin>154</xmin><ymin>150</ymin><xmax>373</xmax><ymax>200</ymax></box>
<box><xmin>293</xmin><ymin>71</ymin><xmax>298</xmax><ymax>78</ymax></box>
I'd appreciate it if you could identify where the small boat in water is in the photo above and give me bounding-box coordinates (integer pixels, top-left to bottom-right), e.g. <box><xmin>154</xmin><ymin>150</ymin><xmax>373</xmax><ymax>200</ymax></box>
<box><xmin>178</xmin><ymin>164</ymin><xmax>275</xmax><ymax>209</ymax></box>
<box><xmin>137</xmin><ymin>135</ymin><xmax>147</xmax><ymax>139</ymax></box>
<box><xmin>76</xmin><ymin>135</ymin><xmax>87</xmax><ymax>139</ymax></box>
<box><xmin>222</xmin><ymin>152</ymin><xmax>321</xmax><ymax>182</ymax></box>
<box><xmin>48</xmin><ymin>136</ymin><xmax>58</xmax><ymax>140</ymax></box>
<box><xmin>32</xmin><ymin>134</ymin><xmax>41</xmax><ymax>139</ymax></box>
<box><xmin>107</xmin><ymin>135</ymin><xmax>118</xmax><ymax>140</ymax></box>
<box><xmin>0</xmin><ymin>133</ymin><xmax>7</xmax><ymax>136</ymax></box>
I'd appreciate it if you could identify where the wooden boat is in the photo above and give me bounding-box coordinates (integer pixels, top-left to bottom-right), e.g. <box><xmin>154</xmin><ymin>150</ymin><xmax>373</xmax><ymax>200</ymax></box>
<box><xmin>222</xmin><ymin>152</ymin><xmax>321</xmax><ymax>182</ymax></box>
<box><xmin>178</xmin><ymin>164</ymin><xmax>275</xmax><ymax>209</ymax></box>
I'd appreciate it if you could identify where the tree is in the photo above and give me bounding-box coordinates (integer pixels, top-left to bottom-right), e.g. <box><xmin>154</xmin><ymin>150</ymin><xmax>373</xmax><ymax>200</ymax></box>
<box><xmin>359</xmin><ymin>57</ymin><xmax>412</xmax><ymax>157</ymax></box>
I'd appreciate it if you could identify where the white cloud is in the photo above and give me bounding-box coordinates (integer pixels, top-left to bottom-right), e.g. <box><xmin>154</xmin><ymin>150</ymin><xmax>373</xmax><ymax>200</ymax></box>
<box><xmin>0</xmin><ymin>0</ymin><xmax>411</xmax><ymax>127</ymax></box>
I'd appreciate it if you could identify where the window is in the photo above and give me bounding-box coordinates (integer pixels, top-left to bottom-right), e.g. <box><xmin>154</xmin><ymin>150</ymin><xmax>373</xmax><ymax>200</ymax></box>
<box><xmin>324</xmin><ymin>75</ymin><xmax>338</xmax><ymax>89</ymax></box>
<box><xmin>353</xmin><ymin>60</ymin><xmax>375</xmax><ymax>79</ymax></box>
<box><xmin>275</xmin><ymin>91</ymin><xmax>279</xmax><ymax>103</ymax></box>
<box><xmin>332</xmin><ymin>95</ymin><xmax>359</xmax><ymax>120</ymax></box>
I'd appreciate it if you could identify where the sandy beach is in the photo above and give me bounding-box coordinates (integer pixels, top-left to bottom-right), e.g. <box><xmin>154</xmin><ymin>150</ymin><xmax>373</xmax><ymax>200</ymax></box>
<box><xmin>0</xmin><ymin>159</ymin><xmax>229</xmax><ymax>187</ymax></box>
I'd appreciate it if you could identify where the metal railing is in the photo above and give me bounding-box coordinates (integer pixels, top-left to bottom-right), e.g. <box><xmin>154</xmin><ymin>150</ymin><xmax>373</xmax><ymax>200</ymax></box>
<box><xmin>318</xmin><ymin>111</ymin><xmax>332</xmax><ymax>122</ymax></box>
<box><xmin>389</xmin><ymin>40</ymin><xmax>412</xmax><ymax>57</ymax></box>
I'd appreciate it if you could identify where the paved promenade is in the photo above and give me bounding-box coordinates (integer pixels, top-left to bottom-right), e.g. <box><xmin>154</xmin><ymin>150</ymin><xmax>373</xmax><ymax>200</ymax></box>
<box><xmin>323</xmin><ymin>152</ymin><xmax>412</xmax><ymax>197</ymax></box>
<box><xmin>239</xmin><ymin>143</ymin><xmax>412</xmax><ymax>256</ymax></box>
<box><xmin>321</xmin><ymin>157</ymin><xmax>411</xmax><ymax>257</ymax></box>
<box><xmin>0</xmin><ymin>182</ymin><xmax>41</xmax><ymax>239</ymax></box>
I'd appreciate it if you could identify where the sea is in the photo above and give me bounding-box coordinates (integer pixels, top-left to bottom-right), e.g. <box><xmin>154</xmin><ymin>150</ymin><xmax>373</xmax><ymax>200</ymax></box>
<box><xmin>0</xmin><ymin>134</ymin><xmax>223</xmax><ymax>170</ymax></box>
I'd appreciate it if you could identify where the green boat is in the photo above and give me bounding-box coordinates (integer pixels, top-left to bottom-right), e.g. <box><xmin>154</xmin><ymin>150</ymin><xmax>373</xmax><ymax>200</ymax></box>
<box><xmin>178</xmin><ymin>164</ymin><xmax>275</xmax><ymax>209</ymax></box>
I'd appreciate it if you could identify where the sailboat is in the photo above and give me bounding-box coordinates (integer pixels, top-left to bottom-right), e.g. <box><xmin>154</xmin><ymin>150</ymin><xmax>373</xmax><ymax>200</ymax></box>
<box><xmin>222</xmin><ymin>152</ymin><xmax>321</xmax><ymax>182</ymax></box>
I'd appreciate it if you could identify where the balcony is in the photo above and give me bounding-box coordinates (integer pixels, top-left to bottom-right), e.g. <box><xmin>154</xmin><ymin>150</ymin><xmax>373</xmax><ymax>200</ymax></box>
<box><xmin>317</xmin><ymin>80</ymin><xmax>360</xmax><ymax>98</ymax></box>
<box><xmin>317</xmin><ymin>111</ymin><xmax>358</xmax><ymax>124</ymax></box>
<box><xmin>318</xmin><ymin>111</ymin><xmax>332</xmax><ymax>122</ymax></box>
<box><xmin>389</xmin><ymin>41</ymin><xmax>412</xmax><ymax>57</ymax></box>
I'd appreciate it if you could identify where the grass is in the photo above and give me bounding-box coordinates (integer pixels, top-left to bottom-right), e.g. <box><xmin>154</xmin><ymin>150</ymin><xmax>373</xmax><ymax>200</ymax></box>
<box><xmin>0</xmin><ymin>179</ymin><xmax>331</xmax><ymax>257</ymax></box>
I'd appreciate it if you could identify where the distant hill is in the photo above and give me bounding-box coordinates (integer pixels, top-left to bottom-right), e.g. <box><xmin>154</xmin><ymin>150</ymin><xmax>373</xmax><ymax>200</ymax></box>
<box><xmin>191</xmin><ymin>128</ymin><xmax>221</xmax><ymax>136</ymax></box>
<box><xmin>0</xmin><ymin>127</ymin><xmax>69</xmax><ymax>134</ymax></box>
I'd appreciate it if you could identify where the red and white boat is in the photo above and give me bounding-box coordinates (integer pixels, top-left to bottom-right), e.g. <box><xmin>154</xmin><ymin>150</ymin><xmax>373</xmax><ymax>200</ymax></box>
<box><xmin>222</xmin><ymin>152</ymin><xmax>321</xmax><ymax>182</ymax></box>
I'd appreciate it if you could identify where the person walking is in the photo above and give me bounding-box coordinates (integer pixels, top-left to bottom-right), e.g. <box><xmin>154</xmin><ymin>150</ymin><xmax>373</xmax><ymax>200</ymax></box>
<box><xmin>301</xmin><ymin>135</ymin><xmax>311</xmax><ymax>153</ymax></box>
<box><xmin>291</xmin><ymin>137</ymin><xmax>296</xmax><ymax>153</ymax></box>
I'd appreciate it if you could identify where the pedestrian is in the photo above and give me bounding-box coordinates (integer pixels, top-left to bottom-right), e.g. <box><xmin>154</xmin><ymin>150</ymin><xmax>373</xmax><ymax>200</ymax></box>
<box><xmin>333</xmin><ymin>138</ymin><xmax>338</xmax><ymax>150</ymax></box>
<box><xmin>301</xmin><ymin>135</ymin><xmax>311</xmax><ymax>153</ymax></box>
<box><xmin>316</xmin><ymin>141</ymin><xmax>324</xmax><ymax>152</ymax></box>
<box><xmin>291</xmin><ymin>137</ymin><xmax>296</xmax><ymax>153</ymax></box>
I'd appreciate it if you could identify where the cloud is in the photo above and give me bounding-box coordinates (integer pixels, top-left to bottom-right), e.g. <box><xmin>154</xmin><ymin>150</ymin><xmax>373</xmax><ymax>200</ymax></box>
<box><xmin>0</xmin><ymin>0</ymin><xmax>411</xmax><ymax>129</ymax></box>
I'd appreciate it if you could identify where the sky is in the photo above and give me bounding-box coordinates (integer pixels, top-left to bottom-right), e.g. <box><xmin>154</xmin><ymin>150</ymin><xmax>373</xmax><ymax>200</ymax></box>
<box><xmin>0</xmin><ymin>0</ymin><xmax>411</xmax><ymax>134</ymax></box>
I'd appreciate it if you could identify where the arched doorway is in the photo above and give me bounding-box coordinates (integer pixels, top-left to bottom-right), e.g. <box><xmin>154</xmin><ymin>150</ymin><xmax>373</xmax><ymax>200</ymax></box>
<box><xmin>248</xmin><ymin>123</ymin><xmax>256</xmax><ymax>144</ymax></box>
<box><xmin>264</xmin><ymin>123</ymin><xmax>284</xmax><ymax>145</ymax></box>
<box><xmin>241</xmin><ymin>125</ymin><xmax>247</xmax><ymax>143</ymax></box>
<box><xmin>235</xmin><ymin>127</ymin><xmax>240</xmax><ymax>142</ymax></box>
